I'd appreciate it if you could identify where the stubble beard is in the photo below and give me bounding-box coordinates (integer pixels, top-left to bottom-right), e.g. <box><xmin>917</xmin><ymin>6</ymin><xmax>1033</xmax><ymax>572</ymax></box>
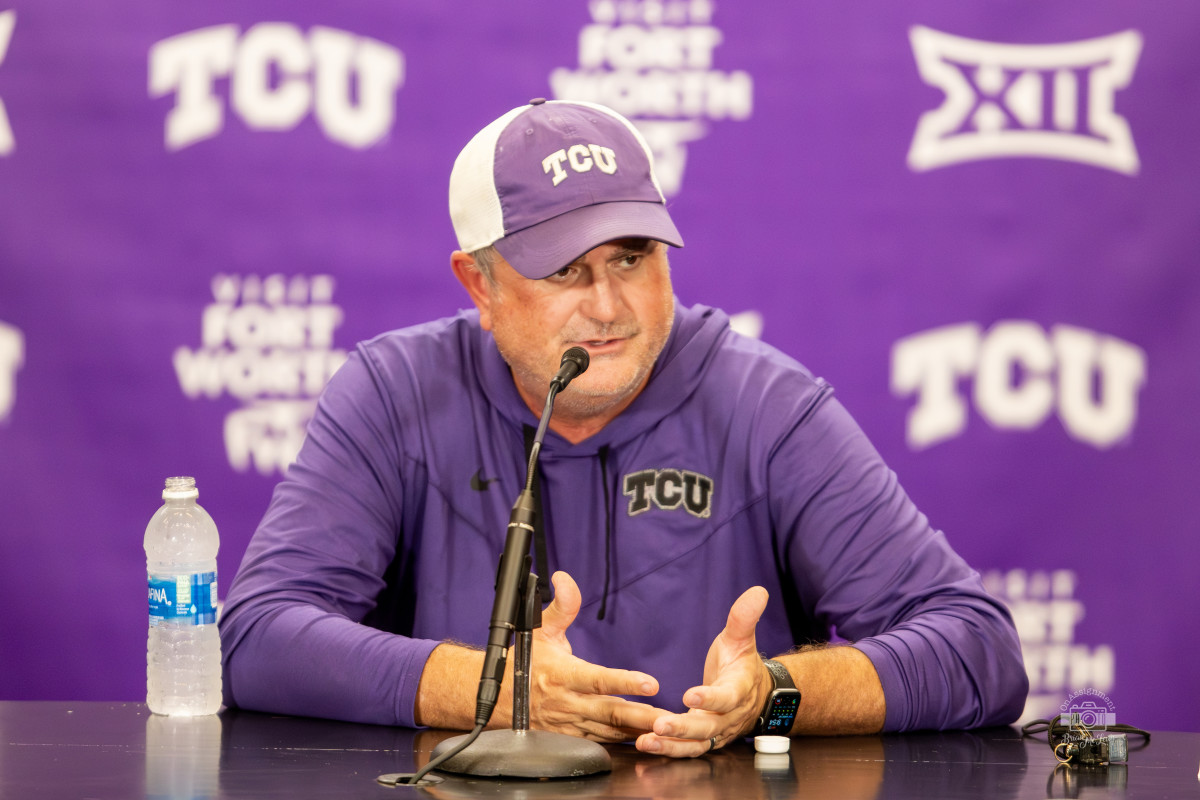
<box><xmin>557</xmin><ymin>297</ymin><xmax>674</xmax><ymax>420</ymax></box>
<box><xmin>497</xmin><ymin>298</ymin><xmax>675</xmax><ymax>423</ymax></box>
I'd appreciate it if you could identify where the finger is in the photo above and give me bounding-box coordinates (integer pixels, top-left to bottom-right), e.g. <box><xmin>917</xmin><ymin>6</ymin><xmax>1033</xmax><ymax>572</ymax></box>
<box><xmin>560</xmin><ymin>659</ymin><xmax>660</xmax><ymax>698</ymax></box>
<box><xmin>575</xmin><ymin>724</ymin><xmax>638</xmax><ymax>743</ymax></box>
<box><xmin>536</xmin><ymin>694</ymin><xmax>668</xmax><ymax>741</ymax></box>
<box><xmin>681</xmin><ymin>681</ymin><xmax>744</xmax><ymax>714</ymax></box>
<box><xmin>651</xmin><ymin>709</ymin><xmax>720</xmax><ymax>740</ymax></box>
<box><xmin>562</xmin><ymin>699</ymin><xmax>669</xmax><ymax>741</ymax></box>
<box><xmin>540</xmin><ymin>571</ymin><xmax>581</xmax><ymax>640</ymax></box>
<box><xmin>566</xmin><ymin>715</ymin><xmax>644</xmax><ymax>743</ymax></box>
<box><xmin>590</xmin><ymin>698</ymin><xmax>670</xmax><ymax>734</ymax></box>
<box><xmin>636</xmin><ymin>731</ymin><xmax>718</xmax><ymax>758</ymax></box>
<box><xmin>723</xmin><ymin>585</ymin><xmax>768</xmax><ymax>645</ymax></box>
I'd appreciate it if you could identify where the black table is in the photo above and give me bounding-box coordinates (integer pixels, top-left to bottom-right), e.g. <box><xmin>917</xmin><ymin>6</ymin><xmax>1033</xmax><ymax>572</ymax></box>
<box><xmin>0</xmin><ymin>702</ymin><xmax>1194</xmax><ymax>799</ymax></box>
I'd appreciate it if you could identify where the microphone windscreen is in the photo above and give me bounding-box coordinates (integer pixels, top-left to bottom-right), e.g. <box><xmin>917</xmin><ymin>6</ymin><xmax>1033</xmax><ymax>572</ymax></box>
<box><xmin>562</xmin><ymin>346</ymin><xmax>590</xmax><ymax>375</ymax></box>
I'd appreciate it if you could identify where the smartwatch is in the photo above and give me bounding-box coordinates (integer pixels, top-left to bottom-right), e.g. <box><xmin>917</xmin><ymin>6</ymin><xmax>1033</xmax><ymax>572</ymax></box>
<box><xmin>753</xmin><ymin>658</ymin><xmax>801</xmax><ymax>736</ymax></box>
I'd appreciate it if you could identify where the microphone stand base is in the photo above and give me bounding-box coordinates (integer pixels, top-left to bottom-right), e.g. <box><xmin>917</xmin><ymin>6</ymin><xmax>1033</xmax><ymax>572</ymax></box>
<box><xmin>430</xmin><ymin>729</ymin><xmax>612</xmax><ymax>778</ymax></box>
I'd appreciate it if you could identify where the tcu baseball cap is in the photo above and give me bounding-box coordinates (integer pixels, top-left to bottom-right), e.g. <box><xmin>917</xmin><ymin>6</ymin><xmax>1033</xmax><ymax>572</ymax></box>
<box><xmin>449</xmin><ymin>98</ymin><xmax>684</xmax><ymax>279</ymax></box>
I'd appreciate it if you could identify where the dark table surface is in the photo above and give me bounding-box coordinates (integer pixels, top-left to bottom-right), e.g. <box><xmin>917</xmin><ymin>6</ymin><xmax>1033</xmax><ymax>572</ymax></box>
<box><xmin>1</xmin><ymin>702</ymin><xmax>1195</xmax><ymax>799</ymax></box>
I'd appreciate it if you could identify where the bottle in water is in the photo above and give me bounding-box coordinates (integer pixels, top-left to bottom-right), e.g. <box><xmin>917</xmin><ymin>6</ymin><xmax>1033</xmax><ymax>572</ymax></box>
<box><xmin>145</xmin><ymin>476</ymin><xmax>222</xmax><ymax>715</ymax></box>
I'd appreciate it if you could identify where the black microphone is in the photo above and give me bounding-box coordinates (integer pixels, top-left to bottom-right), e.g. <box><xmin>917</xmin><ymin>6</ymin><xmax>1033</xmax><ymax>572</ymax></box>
<box><xmin>551</xmin><ymin>346</ymin><xmax>590</xmax><ymax>392</ymax></box>
<box><xmin>473</xmin><ymin>348</ymin><xmax>589</xmax><ymax>726</ymax></box>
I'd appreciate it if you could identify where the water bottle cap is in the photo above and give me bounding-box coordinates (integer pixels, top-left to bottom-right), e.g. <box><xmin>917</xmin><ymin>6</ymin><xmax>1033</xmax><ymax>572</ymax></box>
<box><xmin>162</xmin><ymin>476</ymin><xmax>199</xmax><ymax>500</ymax></box>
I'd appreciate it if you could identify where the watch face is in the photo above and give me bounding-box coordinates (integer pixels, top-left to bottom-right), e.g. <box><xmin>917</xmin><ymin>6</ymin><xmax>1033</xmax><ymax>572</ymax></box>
<box><xmin>763</xmin><ymin>691</ymin><xmax>800</xmax><ymax>734</ymax></box>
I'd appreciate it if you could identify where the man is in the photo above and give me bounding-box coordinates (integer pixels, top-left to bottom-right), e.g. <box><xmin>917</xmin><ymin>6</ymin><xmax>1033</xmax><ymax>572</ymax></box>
<box><xmin>219</xmin><ymin>99</ymin><xmax>1027</xmax><ymax>758</ymax></box>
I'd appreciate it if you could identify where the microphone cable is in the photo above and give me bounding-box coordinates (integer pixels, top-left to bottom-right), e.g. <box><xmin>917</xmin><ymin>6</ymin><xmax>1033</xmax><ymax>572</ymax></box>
<box><xmin>405</xmin><ymin>723</ymin><xmax>485</xmax><ymax>785</ymax></box>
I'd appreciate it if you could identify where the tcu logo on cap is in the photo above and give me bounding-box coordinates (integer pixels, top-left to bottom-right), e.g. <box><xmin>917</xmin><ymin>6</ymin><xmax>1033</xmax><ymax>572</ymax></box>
<box><xmin>542</xmin><ymin>144</ymin><xmax>618</xmax><ymax>186</ymax></box>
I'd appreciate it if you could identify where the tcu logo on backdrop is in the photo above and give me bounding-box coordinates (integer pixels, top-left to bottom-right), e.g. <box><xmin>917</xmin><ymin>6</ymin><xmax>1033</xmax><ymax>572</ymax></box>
<box><xmin>542</xmin><ymin>144</ymin><xmax>618</xmax><ymax>186</ymax></box>
<box><xmin>0</xmin><ymin>321</ymin><xmax>23</xmax><ymax>422</ymax></box>
<box><xmin>908</xmin><ymin>26</ymin><xmax>1142</xmax><ymax>174</ymax></box>
<box><xmin>624</xmin><ymin>469</ymin><xmax>714</xmax><ymax>518</ymax></box>
<box><xmin>149</xmin><ymin>23</ymin><xmax>404</xmax><ymax>151</ymax></box>
<box><xmin>891</xmin><ymin>321</ymin><xmax>1146</xmax><ymax>450</ymax></box>
<box><xmin>0</xmin><ymin>10</ymin><xmax>15</xmax><ymax>156</ymax></box>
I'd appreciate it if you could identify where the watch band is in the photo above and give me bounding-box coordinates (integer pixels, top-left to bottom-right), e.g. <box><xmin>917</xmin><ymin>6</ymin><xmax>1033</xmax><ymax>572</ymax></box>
<box><xmin>762</xmin><ymin>658</ymin><xmax>796</xmax><ymax>690</ymax></box>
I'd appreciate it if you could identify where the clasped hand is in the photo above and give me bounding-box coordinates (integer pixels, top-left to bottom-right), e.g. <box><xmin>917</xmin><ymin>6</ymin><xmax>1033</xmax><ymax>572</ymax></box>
<box><xmin>523</xmin><ymin>571</ymin><xmax>772</xmax><ymax>757</ymax></box>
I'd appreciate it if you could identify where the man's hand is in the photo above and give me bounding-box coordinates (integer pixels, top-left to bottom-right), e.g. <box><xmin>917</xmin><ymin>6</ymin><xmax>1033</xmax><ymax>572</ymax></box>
<box><xmin>415</xmin><ymin>571</ymin><xmax>669</xmax><ymax>741</ymax></box>
<box><xmin>525</xmin><ymin>571</ymin><xmax>668</xmax><ymax>741</ymax></box>
<box><xmin>635</xmin><ymin>586</ymin><xmax>771</xmax><ymax>757</ymax></box>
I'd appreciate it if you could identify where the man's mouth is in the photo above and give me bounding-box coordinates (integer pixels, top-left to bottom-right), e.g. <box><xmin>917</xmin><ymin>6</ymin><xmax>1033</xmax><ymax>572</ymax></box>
<box><xmin>576</xmin><ymin>337</ymin><xmax>628</xmax><ymax>353</ymax></box>
<box><xmin>564</xmin><ymin>325</ymin><xmax>638</xmax><ymax>355</ymax></box>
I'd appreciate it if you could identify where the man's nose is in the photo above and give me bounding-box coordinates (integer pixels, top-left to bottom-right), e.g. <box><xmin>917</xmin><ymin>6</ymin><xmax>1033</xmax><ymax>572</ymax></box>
<box><xmin>581</xmin><ymin>272</ymin><xmax>622</xmax><ymax>322</ymax></box>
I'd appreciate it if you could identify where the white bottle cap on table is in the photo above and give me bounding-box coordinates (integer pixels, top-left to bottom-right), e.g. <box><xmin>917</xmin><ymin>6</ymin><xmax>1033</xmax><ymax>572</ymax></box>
<box><xmin>754</xmin><ymin>735</ymin><xmax>790</xmax><ymax>754</ymax></box>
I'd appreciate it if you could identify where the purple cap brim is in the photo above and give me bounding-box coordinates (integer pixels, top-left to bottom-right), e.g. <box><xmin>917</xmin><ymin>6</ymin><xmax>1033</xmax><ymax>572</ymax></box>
<box><xmin>493</xmin><ymin>200</ymin><xmax>684</xmax><ymax>279</ymax></box>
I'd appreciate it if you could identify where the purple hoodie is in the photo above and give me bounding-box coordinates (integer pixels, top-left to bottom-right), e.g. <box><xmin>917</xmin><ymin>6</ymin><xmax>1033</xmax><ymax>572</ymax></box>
<box><xmin>219</xmin><ymin>302</ymin><xmax>1027</xmax><ymax>731</ymax></box>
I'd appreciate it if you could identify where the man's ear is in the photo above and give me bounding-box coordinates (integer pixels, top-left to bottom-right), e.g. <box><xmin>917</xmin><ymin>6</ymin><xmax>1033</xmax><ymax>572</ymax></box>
<box><xmin>451</xmin><ymin>251</ymin><xmax>494</xmax><ymax>330</ymax></box>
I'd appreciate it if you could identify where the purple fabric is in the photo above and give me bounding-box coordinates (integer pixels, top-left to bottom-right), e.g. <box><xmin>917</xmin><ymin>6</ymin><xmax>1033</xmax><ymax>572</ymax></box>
<box><xmin>218</xmin><ymin>302</ymin><xmax>1027</xmax><ymax>730</ymax></box>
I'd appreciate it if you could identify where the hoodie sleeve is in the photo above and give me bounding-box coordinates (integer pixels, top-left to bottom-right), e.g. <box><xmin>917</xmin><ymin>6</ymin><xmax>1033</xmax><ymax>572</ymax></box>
<box><xmin>767</xmin><ymin>391</ymin><xmax>1028</xmax><ymax>731</ymax></box>
<box><xmin>217</xmin><ymin>346</ymin><xmax>439</xmax><ymax>727</ymax></box>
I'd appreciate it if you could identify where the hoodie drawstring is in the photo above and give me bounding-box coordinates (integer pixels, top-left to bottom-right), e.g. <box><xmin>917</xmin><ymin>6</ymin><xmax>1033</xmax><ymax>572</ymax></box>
<box><xmin>597</xmin><ymin>445</ymin><xmax>613</xmax><ymax>621</ymax></box>
<box><xmin>521</xmin><ymin>427</ymin><xmax>614</xmax><ymax>618</ymax></box>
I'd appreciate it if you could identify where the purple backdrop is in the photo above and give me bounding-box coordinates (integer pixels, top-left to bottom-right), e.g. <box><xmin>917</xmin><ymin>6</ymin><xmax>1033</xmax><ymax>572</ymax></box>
<box><xmin>1</xmin><ymin>0</ymin><xmax>1196</xmax><ymax>732</ymax></box>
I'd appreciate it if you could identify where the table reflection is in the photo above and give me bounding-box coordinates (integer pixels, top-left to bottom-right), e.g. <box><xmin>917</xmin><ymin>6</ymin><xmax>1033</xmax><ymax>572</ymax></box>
<box><xmin>216</xmin><ymin>712</ymin><xmax>1034</xmax><ymax>800</ymax></box>
<box><xmin>145</xmin><ymin>714</ymin><xmax>221</xmax><ymax>800</ymax></box>
<box><xmin>0</xmin><ymin>704</ymin><xmax>1182</xmax><ymax>800</ymax></box>
<box><xmin>875</xmin><ymin>728</ymin><xmax>1027</xmax><ymax>800</ymax></box>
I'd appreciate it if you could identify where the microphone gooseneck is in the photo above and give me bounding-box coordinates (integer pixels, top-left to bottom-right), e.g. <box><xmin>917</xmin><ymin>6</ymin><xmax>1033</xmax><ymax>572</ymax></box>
<box><xmin>526</xmin><ymin>346</ymin><xmax>589</xmax><ymax>492</ymax></box>
<box><xmin>406</xmin><ymin>347</ymin><xmax>605</xmax><ymax>785</ymax></box>
<box><xmin>475</xmin><ymin>348</ymin><xmax>590</xmax><ymax>725</ymax></box>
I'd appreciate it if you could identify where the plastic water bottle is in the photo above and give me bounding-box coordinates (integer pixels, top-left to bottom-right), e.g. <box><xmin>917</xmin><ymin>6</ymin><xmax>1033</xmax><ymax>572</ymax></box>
<box><xmin>145</xmin><ymin>476</ymin><xmax>222</xmax><ymax>715</ymax></box>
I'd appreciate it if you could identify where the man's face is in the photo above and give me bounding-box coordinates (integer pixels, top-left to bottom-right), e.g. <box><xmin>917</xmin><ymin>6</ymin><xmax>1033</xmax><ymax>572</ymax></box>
<box><xmin>470</xmin><ymin>238</ymin><xmax>675</xmax><ymax>425</ymax></box>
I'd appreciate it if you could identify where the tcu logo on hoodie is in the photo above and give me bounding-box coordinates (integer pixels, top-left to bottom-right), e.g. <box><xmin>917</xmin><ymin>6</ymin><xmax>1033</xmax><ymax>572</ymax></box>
<box><xmin>623</xmin><ymin>468</ymin><xmax>713</xmax><ymax>518</ymax></box>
